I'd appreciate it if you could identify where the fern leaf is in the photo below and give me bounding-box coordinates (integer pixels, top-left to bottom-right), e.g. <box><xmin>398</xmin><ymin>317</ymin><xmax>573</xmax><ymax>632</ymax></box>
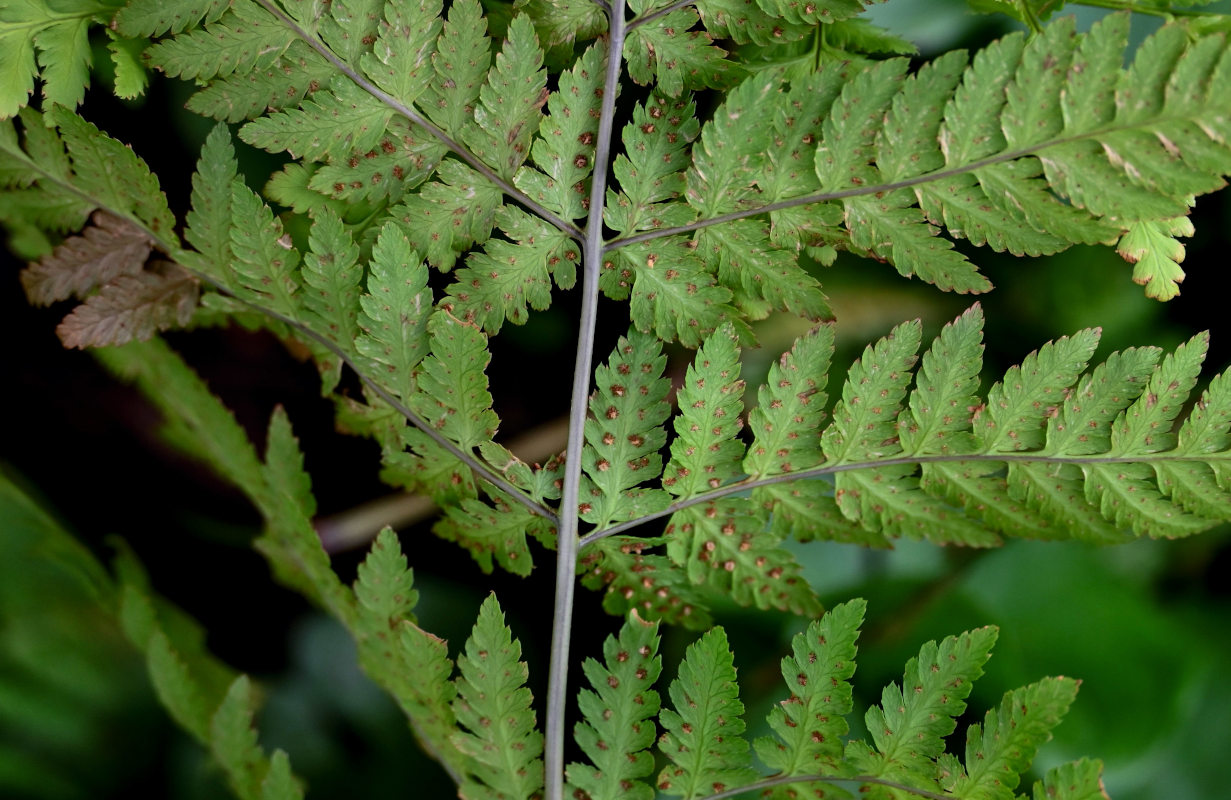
<box><xmin>355</xmin><ymin>221</ymin><xmax>433</xmax><ymax>404</ymax></box>
<box><xmin>941</xmin><ymin>677</ymin><xmax>1080</xmax><ymax>800</ymax></box>
<box><xmin>668</xmin><ymin>499</ymin><xmax>821</xmax><ymax>615</ymax></box>
<box><xmin>688</xmin><ymin>74</ymin><xmax>774</xmax><ymax>217</ymax></box>
<box><xmin>579</xmin><ymin>536</ymin><xmax>715</xmax><ymax>630</ymax></box>
<box><xmin>696</xmin><ymin>0</ymin><xmax>810</xmax><ymax>46</ymax></box>
<box><xmin>755</xmin><ymin>599</ymin><xmax>865</xmax><ymax>795</ymax></box>
<box><xmin>443</xmin><ymin>205</ymin><xmax>578</xmax><ymax>333</ymax></box>
<box><xmin>319</xmin><ymin>0</ymin><xmax>384</xmax><ymax>65</ymax></box>
<box><xmin>210</xmin><ymin>676</ymin><xmax>270</xmax><ymax>800</ymax></box>
<box><xmin>358</xmin><ymin>0</ymin><xmax>441</xmax><ymax>106</ymax></box>
<box><xmin>302</xmin><ymin>205</ymin><xmax>362</xmax><ymax>349</ymax></box>
<box><xmin>581</xmin><ymin>329</ymin><xmax>672</xmax><ymax>529</ymax></box>
<box><xmin>354</xmin><ymin>527</ymin><xmax>419</xmax><ymax>629</ymax></box>
<box><xmin>184</xmin><ymin>124</ymin><xmax>238</xmax><ymax>283</ymax></box>
<box><xmin>516</xmin><ymin>43</ymin><xmax>604</xmax><ymax>221</ymax></box>
<box><xmin>0</xmin><ymin>0</ymin><xmax>111</xmax><ymax>118</ymax></box>
<box><xmin>434</xmin><ymin>495</ymin><xmax>545</xmax><ymax>576</ymax></box>
<box><xmin>228</xmin><ymin>179</ymin><xmax>301</xmax><ymax>318</ymax></box>
<box><xmin>664</xmin><ymin>323</ymin><xmax>745</xmax><ymax>497</ymax></box>
<box><xmin>845</xmin><ymin>626</ymin><xmax>998</xmax><ymax>789</ymax></box>
<box><xmin>391</xmin><ymin>159</ymin><xmax>503</xmax><ymax>271</ymax></box>
<box><xmin>656</xmin><ymin>626</ymin><xmax>757</xmax><ymax>799</ymax></box>
<box><xmin>257</xmin><ymin>408</ymin><xmax>356</xmax><ymax>624</ymax></box>
<box><xmin>1030</xmin><ymin>758</ymin><xmax>1109</xmax><ymax>800</ymax></box>
<box><xmin>459</xmin><ymin>14</ymin><xmax>546</xmax><ymax>180</ymax></box>
<box><xmin>566</xmin><ymin>612</ymin><xmax>662</xmax><ymax>800</ymax></box>
<box><xmin>420</xmin><ymin>0</ymin><xmax>490</xmax><ymax>137</ymax></box>
<box><xmin>1117</xmin><ymin>216</ymin><xmax>1193</xmax><ymax>300</ymax></box>
<box><xmin>517</xmin><ymin>0</ymin><xmax>607</xmax><ymax>49</ymax></box>
<box><xmin>1157</xmin><ymin>370</ymin><xmax>1231</xmax><ymax>518</ymax></box>
<box><xmin>185</xmin><ymin>43</ymin><xmax>335</xmax><ymax>123</ymax></box>
<box><xmin>113</xmin><ymin>0</ymin><xmax>230</xmax><ymax>37</ymax></box>
<box><xmin>452</xmin><ymin>594</ymin><xmax>544</xmax><ymax>800</ymax></box>
<box><xmin>618</xmin><ymin>236</ymin><xmax>745</xmax><ymax>348</ymax></box>
<box><xmin>20</xmin><ymin>210</ymin><xmax>153</xmax><ymax>304</ymax></box>
<box><xmin>607</xmin><ymin>93</ymin><xmax>699</xmax><ymax>236</ymax></box>
<box><xmin>745</xmin><ymin>324</ymin><xmax>834</xmax><ymax>479</ymax></box>
<box><xmin>56</xmin><ymin>266</ymin><xmax>199</xmax><ymax>349</ymax></box>
<box><xmin>50</xmin><ymin>108</ymin><xmax>176</xmax><ymax>238</ymax></box>
<box><xmin>755</xmin><ymin>0</ymin><xmax>870</xmax><ymax>26</ymax></box>
<box><xmin>261</xmin><ymin>752</ymin><xmax>304</xmax><ymax>800</ymax></box>
<box><xmin>309</xmin><ymin>117</ymin><xmax>447</xmax><ymax>204</ymax></box>
<box><xmin>624</xmin><ymin>0</ymin><xmax>731</xmax><ymax>99</ymax></box>
<box><xmin>409</xmin><ymin>311</ymin><xmax>500</xmax><ymax>450</ymax></box>
<box><xmin>145</xmin><ymin>3</ymin><xmax>295</xmax><ymax>82</ymax></box>
<box><xmin>146</xmin><ymin>628</ymin><xmax>213</xmax><ymax>743</ymax></box>
<box><xmin>240</xmin><ymin>76</ymin><xmax>393</xmax><ymax>162</ymax></box>
<box><xmin>903</xmin><ymin>303</ymin><xmax>984</xmax><ymax>456</ymax></box>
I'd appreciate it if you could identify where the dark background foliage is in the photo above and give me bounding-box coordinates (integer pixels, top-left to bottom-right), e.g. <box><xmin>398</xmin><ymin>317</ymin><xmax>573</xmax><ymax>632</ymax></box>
<box><xmin>3</xmin><ymin>2</ymin><xmax>1230</xmax><ymax>799</ymax></box>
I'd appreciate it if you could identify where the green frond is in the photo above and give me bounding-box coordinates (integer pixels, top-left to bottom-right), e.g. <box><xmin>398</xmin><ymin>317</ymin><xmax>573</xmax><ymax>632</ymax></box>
<box><xmin>113</xmin><ymin>0</ymin><xmax>230</xmax><ymax>37</ymax></box>
<box><xmin>309</xmin><ymin>117</ymin><xmax>447</xmax><ymax>204</ymax></box>
<box><xmin>0</xmin><ymin>0</ymin><xmax>115</xmax><ymax>118</ymax></box>
<box><xmin>902</xmin><ymin>303</ymin><xmax>984</xmax><ymax>456</ymax></box>
<box><xmin>302</xmin><ymin>205</ymin><xmax>363</xmax><ymax>350</ymax></box>
<box><xmin>145</xmin><ymin>3</ymin><xmax>295</xmax><ymax>82</ymax></box>
<box><xmin>358</xmin><ymin>0</ymin><xmax>441</xmax><ymax>107</ymax></box>
<box><xmin>185</xmin><ymin>42</ymin><xmax>334</xmax><ymax>123</ymax></box>
<box><xmin>355</xmin><ymin>221</ymin><xmax>433</xmax><ymax>404</ymax></box>
<box><xmin>845</xmin><ymin>626</ymin><xmax>998</xmax><ymax>789</ymax></box>
<box><xmin>408</xmin><ymin>311</ymin><xmax>500</xmax><ymax>450</ymax></box>
<box><xmin>210</xmin><ymin>676</ymin><xmax>272</xmax><ymax>800</ymax></box>
<box><xmin>516</xmin><ymin>43</ymin><xmax>605</xmax><ymax>221</ymax></box>
<box><xmin>319</xmin><ymin>0</ymin><xmax>384</xmax><ymax>64</ymax></box>
<box><xmin>624</xmin><ymin>0</ymin><xmax>732</xmax><ymax>98</ymax></box>
<box><xmin>434</xmin><ymin>495</ymin><xmax>547</xmax><ymax>576</ymax></box>
<box><xmin>381</xmin><ymin>424</ymin><xmax>480</xmax><ymax>507</ymax></box>
<box><xmin>1117</xmin><ymin>216</ymin><xmax>1193</xmax><ymax>300</ymax></box>
<box><xmin>240</xmin><ymin>75</ymin><xmax>393</xmax><ymax>162</ymax></box>
<box><xmin>745</xmin><ymin>324</ymin><xmax>834</xmax><ymax>479</ymax></box>
<box><xmin>566</xmin><ymin>612</ymin><xmax>662</xmax><ymax>800</ymax></box>
<box><xmin>755</xmin><ymin>0</ymin><xmax>872</xmax><ymax>26</ymax></box>
<box><xmin>1030</xmin><ymin>758</ymin><xmax>1108</xmax><ymax>800</ymax></box>
<box><xmin>184</xmin><ymin>123</ymin><xmax>237</xmax><ymax>283</ymax></box>
<box><xmin>459</xmin><ymin>14</ymin><xmax>546</xmax><ymax>180</ymax></box>
<box><xmin>664</xmin><ymin>324</ymin><xmax>745</xmax><ymax>497</ymax></box>
<box><xmin>452</xmin><ymin>595</ymin><xmax>544</xmax><ymax>800</ymax></box>
<box><xmin>581</xmin><ymin>329</ymin><xmax>672</xmax><ymax>529</ymax></box>
<box><xmin>607</xmin><ymin>93</ymin><xmax>699</xmax><ymax>237</ymax></box>
<box><xmin>261</xmin><ymin>752</ymin><xmax>304</xmax><ymax>800</ymax></box>
<box><xmin>443</xmin><ymin>205</ymin><xmax>578</xmax><ymax>333</ymax></box>
<box><xmin>667</xmin><ymin>499</ymin><xmax>821</xmax><ymax>615</ymax></box>
<box><xmin>941</xmin><ymin>677</ymin><xmax>1080</xmax><ymax>800</ymax></box>
<box><xmin>228</xmin><ymin>178</ymin><xmax>302</xmax><ymax>318</ymax></box>
<box><xmin>696</xmin><ymin>0</ymin><xmax>811</xmax><ymax>46</ymax></box>
<box><xmin>755</xmin><ymin>599</ymin><xmax>865</xmax><ymax>797</ymax></box>
<box><xmin>579</xmin><ymin>536</ymin><xmax>715</xmax><ymax>630</ymax></box>
<box><xmin>514</xmin><ymin>0</ymin><xmax>607</xmax><ymax>49</ymax></box>
<box><xmin>420</xmin><ymin>0</ymin><xmax>490</xmax><ymax>137</ymax></box>
<box><xmin>391</xmin><ymin>159</ymin><xmax>503</xmax><ymax>271</ymax></box>
<box><xmin>354</xmin><ymin>527</ymin><xmax>419</xmax><ymax>630</ymax></box>
<box><xmin>656</xmin><ymin>626</ymin><xmax>756</xmax><ymax>799</ymax></box>
<box><xmin>688</xmin><ymin>74</ymin><xmax>774</xmax><ymax>217</ymax></box>
<box><xmin>615</xmin><ymin>237</ymin><xmax>744</xmax><ymax>347</ymax></box>
<box><xmin>146</xmin><ymin>628</ymin><xmax>213</xmax><ymax>743</ymax></box>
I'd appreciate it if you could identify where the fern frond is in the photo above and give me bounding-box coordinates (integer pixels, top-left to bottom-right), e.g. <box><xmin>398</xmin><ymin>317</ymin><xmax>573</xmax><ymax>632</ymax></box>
<box><xmin>358</xmin><ymin>0</ymin><xmax>441</xmax><ymax>107</ymax></box>
<box><xmin>240</xmin><ymin>75</ymin><xmax>393</xmax><ymax>162</ymax></box>
<box><xmin>516</xmin><ymin>43</ymin><xmax>605</xmax><ymax>221</ymax></box>
<box><xmin>845</xmin><ymin>626</ymin><xmax>998</xmax><ymax>790</ymax></box>
<box><xmin>145</xmin><ymin>2</ymin><xmax>295</xmax><ymax>82</ymax></box>
<box><xmin>664</xmin><ymin>323</ymin><xmax>746</xmax><ymax>497</ymax></box>
<box><xmin>745</xmin><ymin>324</ymin><xmax>834</xmax><ymax>479</ymax></box>
<box><xmin>308</xmin><ymin>117</ymin><xmax>447</xmax><ymax>204</ymax></box>
<box><xmin>420</xmin><ymin>0</ymin><xmax>491</xmax><ymax>137</ymax></box>
<box><xmin>459</xmin><ymin>14</ymin><xmax>546</xmax><ymax>181</ymax></box>
<box><xmin>183</xmin><ymin>124</ymin><xmax>238</xmax><ymax>282</ymax></box>
<box><xmin>113</xmin><ymin>0</ymin><xmax>230</xmax><ymax>37</ymax></box>
<box><xmin>355</xmin><ymin>221</ymin><xmax>433</xmax><ymax>404</ymax></box>
<box><xmin>696</xmin><ymin>0</ymin><xmax>811</xmax><ymax>46</ymax></box>
<box><xmin>940</xmin><ymin>676</ymin><xmax>1079</xmax><ymax>800</ymax></box>
<box><xmin>624</xmin><ymin>0</ymin><xmax>731</xmax><ymax>98</ymax></box>
<box><xmin>566</xmin><ymin>612</ymin><xmax>662</xmax><ymax>800</ymax></box>
<box><xmin>391</xmin><ymin>159</ymin><xmax>503</xmax><ymax>271</ymax></box>
<box><xmin>0</xmin><ymin>0</ymin><xmax>114</xmax><ymax>118</ymax></box>
<box><xmin>408</xmin><ymin>311</ymin><xmax>500</xmax><ymax>450</ymax></box>
<box><xmin>754</xmin><ymin>599</ymin><xmax>864</xmax><ymax>797</ymax></box>
<box><xmin>301</xmin><ymin>205</ymin><xmax>362</xmax><ymax>350</ymax></box>
<box><xmin>453</xmin><ymin>594</ymin><xmax>544</xmax><ymax>800</ymax></box>
<box><xmin>515</xmin><ymin>0</ymin><xmax>607</xmax><ymax>50</ymax></box>
<box><xmin>434</xmin><ymin>495</ymin><xmax>546</xmax><ymax>576</ymax></box>
<box><xmin>607</xmin><ymin>93</ymin><xmax>699</xmax><ymax>237</ymax></box>
<box><xmin>443</xmin><ymin>205</ymin><xmax>578</xmax><ymax>333</ymax></box>
<box><xmin>656</xmin><ymin>626</ymin><xmax>756</xmax><ymax>799</ymax></box>
<box><xmin>228</xmin><ymin>178</ymin><xmax>302</xmax><ymax>318</ymax></box>
<box><xmin>185</xmin><ymin>42</ymin><xmax>334</xmax><ymax>123</ymax></box>
<box><xmin>56</xmin><ymin>265</ymin><xmax>198</xmax><ymax>349</ymax></box>
<box><xmin>579</xmin><ymin>536</ymin><xmax>715</xmax><ymax>630</ymax></box>
<box><xmin>1031</xmin><ymin>758</ymin><xmax>1109</xmax><ymax>800</ymax></box>
<box><xmin>580</xmin><ymin>329</ymin><xmax>672</xmax><ymax>528</ymax></box>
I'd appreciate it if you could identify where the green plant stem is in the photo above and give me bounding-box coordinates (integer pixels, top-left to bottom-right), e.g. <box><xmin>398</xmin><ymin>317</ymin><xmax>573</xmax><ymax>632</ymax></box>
<box><xmin>577</xmin><ymin>449</ymin><xmax>1231</xmax><ymax>547</ymax></box>
<box><xmin>544</xmin><ymin>5</ymin><xmax>627</xmax><ymax>800</ymax></box>
<box><xmin>698</xmin><ymin>772</ymin><xmax>960</xmax><ymax>800</ymax></box>
<box><xmin>251</xmin><ymin>0</ymin><xmax>584</xmax><ymax>241</ymax></box>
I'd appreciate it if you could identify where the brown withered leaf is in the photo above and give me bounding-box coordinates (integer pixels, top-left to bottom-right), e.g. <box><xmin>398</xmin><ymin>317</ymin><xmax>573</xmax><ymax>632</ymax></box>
<box><xmin>21</xmin><ymin>211</ymin><xmax>154</xmax><ymax>305</ymax></box>
<box><xmin>57</xmin><ymin>264</ymin><xmax>199</xmax><ymax>349</ymax></box>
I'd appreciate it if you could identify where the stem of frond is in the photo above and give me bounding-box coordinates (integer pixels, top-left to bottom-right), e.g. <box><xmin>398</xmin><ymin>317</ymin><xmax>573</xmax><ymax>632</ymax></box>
<box><xmin>251</xmin><ymin>0</ymin><xmax>584</xmax><ymax>241</ymax></box>
<box><xmin>544</xmin><ymin>3</ymin><xmax>627</xmax><ymax>799</ymax></box>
